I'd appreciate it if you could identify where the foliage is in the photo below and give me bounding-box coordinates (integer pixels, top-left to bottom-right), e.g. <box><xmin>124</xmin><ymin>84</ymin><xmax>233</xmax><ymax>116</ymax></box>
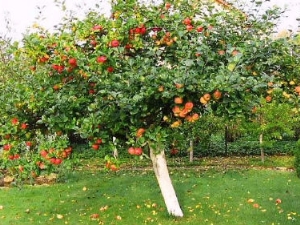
<box><xmin>0</xmin><ymin>0</ymin><xmax>299</xmax><ymax>178</ymax></box>
<box><xmin>243</xmin><ymin>100</ymin><xmax>295</xmax><ymax>140</ymax></box>
<box><xmin>295</xmin><ymin>141</ymin><xmax>300</xmax><ymax>178</ymax></box>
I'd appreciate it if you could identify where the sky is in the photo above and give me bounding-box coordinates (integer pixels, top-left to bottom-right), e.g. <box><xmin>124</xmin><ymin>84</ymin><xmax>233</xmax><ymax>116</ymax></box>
<box><xmin>0</xmin><ymin>0</ymin><xmax>111</xmax><ymax>40</ymax></box>
<box><xmin>0</xmin><ymin>0</ymin><xmax>299</xmax><ymax>41</ymax></box>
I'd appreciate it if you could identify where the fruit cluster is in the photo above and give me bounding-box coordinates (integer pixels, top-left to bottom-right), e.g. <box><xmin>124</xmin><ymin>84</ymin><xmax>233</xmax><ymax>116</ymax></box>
<box><xmin>39</xmin><ymin>147</ymin><xmax>72</xmax><ymax>166</ymax></box>
<box><xmin>90</xmin><ymin>138</ymin><xmax>103</xmax><ymax>150</ymax></box>
<box><xmin>128</xmin><ymin>147</ymin><xmax>143</xmax><ymax>156</ymax></box>
<box><xmin>170</xmin><ymin>97</ymin><xmax>200</xmax><ymax>127</ymax></box>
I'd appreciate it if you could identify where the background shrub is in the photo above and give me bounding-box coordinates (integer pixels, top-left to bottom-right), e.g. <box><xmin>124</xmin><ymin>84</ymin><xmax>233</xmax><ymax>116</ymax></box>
<box><xmin>295</xmin><ymin>141</ymin><xmax>300</xmax><ymax>178</ymax></box>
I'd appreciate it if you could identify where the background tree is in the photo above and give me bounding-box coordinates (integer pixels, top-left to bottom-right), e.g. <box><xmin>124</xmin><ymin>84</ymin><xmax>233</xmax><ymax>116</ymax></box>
<box><xmin>245</xmin><ymin>100</ymin><xmax>295</xmax><ymax>163</ymax></box>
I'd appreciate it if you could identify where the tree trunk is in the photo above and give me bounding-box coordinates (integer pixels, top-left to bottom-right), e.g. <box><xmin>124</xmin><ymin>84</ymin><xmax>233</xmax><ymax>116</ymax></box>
<box><xmin>259</xmin><ymin>133</ymin><xmax>265</xmax><ymax>163</ymax></box>
<box><xmin>189</xmin><ymin>139</ymin><xmax>194</xmax><ymax>162</ymax></box>
<box><xmin>224</xmin><ymin>125</ymin><xmax>228</xmax><ymax>156</ymax></box>
<box><xmin>112</xmin><ymin>136</ymin><xmax>118</xmax><ymax>159</ymax></box>
<box><xmin>149</xmin><ymin>145</ymin><xmax>183</xmax><ymax>217</ymax></box>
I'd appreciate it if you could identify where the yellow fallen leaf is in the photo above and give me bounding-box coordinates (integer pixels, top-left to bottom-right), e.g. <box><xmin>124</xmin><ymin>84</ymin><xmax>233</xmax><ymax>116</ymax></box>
<box><xmin>247</xmin><ymin>199</ymin><xmax>255</xmax><ymax>203</ymax></box>
<box><xmin>82</xmin><ymin>186</ymin><xmax>87</xmax><ymax>191</ymax></box>
<box><xmin>0</xmin><ymin>205</ymin><xmax>3</xmax><ymax>210</ymax></box>
<box><xmin>57</xmin><ymin>214</ymin><xmax>64</xmax><ymax>219</ymax></box>
<box><xmin>99</xmin><ymin>205</ymin><xmax>108</xmax><ymax>211</ymax></box>
<box><xmin>116</xmin><ymin>215</ymin><xmax>122</xmax><ymax>220</ymax></box>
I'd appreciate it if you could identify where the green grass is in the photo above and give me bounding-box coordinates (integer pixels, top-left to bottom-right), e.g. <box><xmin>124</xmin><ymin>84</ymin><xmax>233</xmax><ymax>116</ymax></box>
<box><xmin>1</xmin><ymin>166</ymin><xmax>300</xmax><ymax>225</ymax></box>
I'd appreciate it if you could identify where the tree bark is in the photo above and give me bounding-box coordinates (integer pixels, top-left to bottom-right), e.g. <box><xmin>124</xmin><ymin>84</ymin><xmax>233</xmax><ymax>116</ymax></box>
<box><xmin>112</xmin><ymin>136</ymin><xmax>118</xmax><ymax>159</ymax></box>
<box><xmin>224</xmin><ymin>125</ymin><xmax>228</xmax><ymax>156</ymax></box>
<box><xmin>149</xmin><ymin>145</ymin><xmax>183</xmax><ymax>217</ymax></box>
<box><xmin>189</xmin><ymin>139</ymin><xmax>194</xmax><ymax>162</ymax></box>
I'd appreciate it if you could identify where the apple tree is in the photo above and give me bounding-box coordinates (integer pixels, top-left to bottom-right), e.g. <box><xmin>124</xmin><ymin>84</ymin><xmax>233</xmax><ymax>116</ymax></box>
<box><xmin>1</xmin><ymin>0</ymin><xmax>299</xmax><ymax>217</ymax></box>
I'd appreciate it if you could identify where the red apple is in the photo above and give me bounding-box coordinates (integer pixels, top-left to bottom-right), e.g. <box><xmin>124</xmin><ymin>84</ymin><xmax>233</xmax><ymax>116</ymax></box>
<box><xmin>50</xmin><ymin>158</ymin><xmax>57</xmax><ymax>164</ymax></box>
<box><xmin>92</xmin><ymin>25</ymin><xmax>102</xmax><ymax>31</ymax></box>
<box><xmin>105</xmin><ymin>161</ymin><xmax>111</xmax><ymax>169</ymax></box>
<box><xmin>20</xmin><ymin>123</ymin><xmax>28</xmax><ymax>130</ymax></box>
<box><xmin>26</xmin><ymin>141</ymin><xmax>32</xmax><ymax>147</ymax></box>
<box><xmin>52</xmin><ymin>64</ymin><xmax>64</xmax><ymax>73</ymax></box>
<box><xmin>183</xmin><ymin>17</ymin><xmax>192</xmax><ymax>25</ymax></box>
<box><xmin>90</xmin><ymin>40</ymin><xmax>97</xmax><ymax>47</ymax></box>
<box><xmin>128</xmin><ymin>147</ymin><xmax>135</xmax><ymax>155</ymax></box>
<box><xmin>95</xmin><ymin>139</ymin><xmax>102</xmax><ymax>144</ymax></box>
<box><xmin>110</xmin><ymin>40</ymin><xmax>120</xmax><ymax>47</ymax></box>
<box><xmin>125</xmin><ymin>43</ymin><xmax>133</xmax><ymax>49</ymax></box>
<box><xmin>139</xmin><ymin>26</ymin><xmax>147</xmax><ymax>35</ymax></box>
<box><xmin>38</xmin><ymin>162</ymin><xmax>46</xmax><ymax>169</ymax></box>
<box><xmin>65</xmin><ymin>147</ymin><xmax>72</xmax><ymax>154</ymax></box>
<box><xmin>110</xmin><ymin>164</ymin><xmax>119</xmax><ymax>171</ymax></box>
<box><xmin>196</xmin><ymin>26</ymin><xmax>204</xmax><ymax>32</ymax></box>
<box><xmin>54</xmin><ymin>158</ymin><xmax>63</xmax><ymax>165</ymax></box>
<box><xmin>97</xmin><ymin>56</ymin><xmax>107</xmax><ymax>63</ymax></box>
<box><xmin>185</xmin><ymin>101</ymin><xmax>194</xmax><ymax>110</ymax></box>
<box><xmin>232</xmin><ymin>49</ymin><xmax>239</xmax><ymax>56</ymax></box>
<box><xmin>165</xmin><ymin>2</ymin><xmax>171</xmax><ymax>10</ymax></box>
<box><xmin>89</xmin><ymin>89</ymin><xmax>96</xmax><ymax>95</ymax></box>
<box><xmin>40</xmin><ymin>150</ymin><xmax>48</xmax><ymax>158</ymax></box>
<box><xmin>136</xmin><ymin>128</ymin><xmax>146</xmax><ymax>138</ymax></box>
<box><xmin>39</xmin><ymin>55</ymin><xmax>49</xmax><ymax>63</ymax></box>
<box><xmin>170</xmin><ymin>149</ymin><xmax>179</xmax><ymax>156</ymax></box>
<box><xmin>218</xmin><ymin>50</ymin><xmax>225</xmax><ymax>55</ymax></box>
<box><xmin>53</xmin><ymin>84</ymin><xmax>60</xmax><ymax>91</ymax></box>
<box><xmin>186</xmin><ymin>25</ymin><xmax>193</xmax><ymax>31</ymax></box>
<box><xmin>107</xmin><ymin>66</ymin><xmax>114</xmax><ymax>73</ymax></box>
<box><xmin>92</xmin><ymin>144</ymin><xmax>100</xmax><ymax>150</ymax></box>
<box><xmin>213</xmin><ymin>90</ymin><xmax>222</xmax><ymax>100</ymax></box>
<box><xmin>61</xmin><ymin>151</ymin><xmax>68</xmax><ymax>158</ymax></box>
<box><xmin>30</xmin><ymin>66</ymin><xmax>36</xmax><ymax>71</ymax></box>
<box><xmin>175</xmin><ymin>83</ymin><xmax>184</xmax><ymax>89</ymax></box>
<box><xmin>195</xmin><ymin>52</ymin><xmax>201</xmax><ymax>57</ymax></box>
<box><xmin>68</xmin><ymin>58</ymin><xmax>77</xmax><ymax>67</ymax></box>
<box><xmin>11</xmin><ymin>118</ymin><xmax>19</xmax><ymax>125</ymax></box>
<box><xmin>135</xmin><ymin>27</ymin><xmax>141</xmax><ymax>34</ymax></box>
<box><xmin>134</xmin><ymin>147</ymin><xmax>143</xmax><ymax>156</ymax></box>
<box><xmin>3</xmin><ymin>144</ymin><xmax>12</xmax><ymax>151</ymax></box>
<box><xmin>89</xmin><ymin>82</ymin><xmax>96</xmax><ymax>87</ymax></box>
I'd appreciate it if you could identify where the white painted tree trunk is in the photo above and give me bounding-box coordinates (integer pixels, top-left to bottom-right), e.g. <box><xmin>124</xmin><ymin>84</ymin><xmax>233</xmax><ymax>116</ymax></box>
<box><xmin>149</xmin><ymin>146</ymin><xmax>183</xmax><ymax>217</ymax></box>
<box><xmin>112</xmin><ymin>136</ymin><xmax>118</xmax><ymax>159</ymax></box>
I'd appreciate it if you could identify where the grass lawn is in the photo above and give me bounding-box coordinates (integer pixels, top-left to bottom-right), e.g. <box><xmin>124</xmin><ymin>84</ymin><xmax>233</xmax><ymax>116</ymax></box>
<box><xmin>0</xmin><ymin>157</ymin><xmax>300</xmax><ymax>225</ymax></box>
